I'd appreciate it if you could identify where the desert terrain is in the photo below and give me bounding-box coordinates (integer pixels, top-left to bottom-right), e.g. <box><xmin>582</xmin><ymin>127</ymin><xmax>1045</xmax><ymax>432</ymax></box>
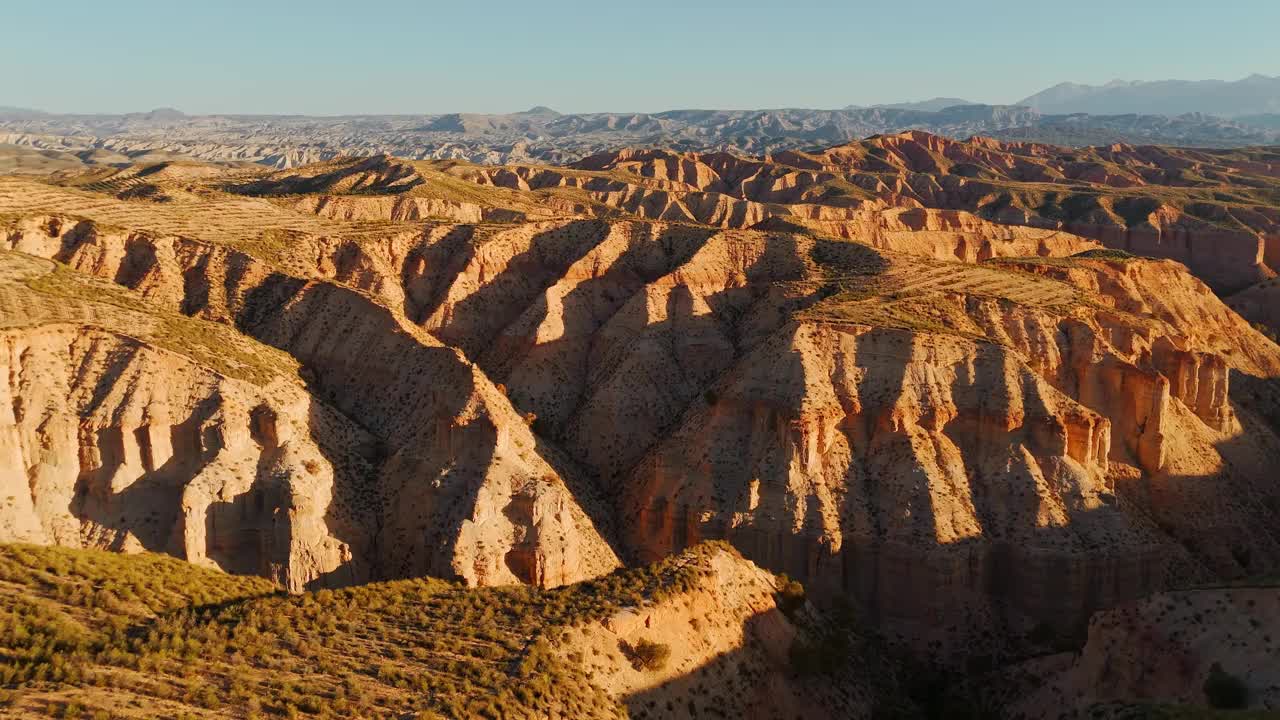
<box><xmin>0</xmin><ymin>131</ymin><xmax>1277</xmax><ymax>718</ymax></box>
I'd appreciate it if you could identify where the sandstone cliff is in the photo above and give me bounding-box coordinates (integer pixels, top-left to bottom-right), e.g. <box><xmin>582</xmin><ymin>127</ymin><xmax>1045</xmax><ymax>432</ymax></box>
<box><xmin>0</xmin><ymin>211</ymin><xmax>622</xmax><ymax>589</ymax></box>
<box><xmin>0</xmin><ymin>252</ymin><xmax>371</xmax><ymax>592</ymax></box>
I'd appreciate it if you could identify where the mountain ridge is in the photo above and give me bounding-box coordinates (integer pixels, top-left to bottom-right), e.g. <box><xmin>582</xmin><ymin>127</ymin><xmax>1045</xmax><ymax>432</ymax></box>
<box><xmin>1018</xmin><ymin>74</ymin><xmax>1280</xmax><ymax>117</ymax></box>
<box><xmin>3</xmin><ymin>97</ymin><xmax>1278</xmax><ymax>172</ymax></box>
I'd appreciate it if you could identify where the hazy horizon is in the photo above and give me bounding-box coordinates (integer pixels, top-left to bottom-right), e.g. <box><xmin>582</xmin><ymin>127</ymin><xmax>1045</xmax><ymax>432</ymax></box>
<box><xmin>5</xmin><ymin>0</ymin><xmax>1278</xmax><ymax>116</ymax></box>
<box><xmin>2</xmin><ymin>70</ymin><xmax>1280</xmax><ymax>116</ymax></box>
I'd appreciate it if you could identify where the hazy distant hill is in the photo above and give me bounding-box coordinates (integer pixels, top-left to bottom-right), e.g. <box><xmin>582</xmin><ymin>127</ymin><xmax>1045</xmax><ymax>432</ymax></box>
<box><xmin>0</xmin><ymin>105</ymin><xmax>46</xmax><ymax>118</ymax></box>
<box><xmin>1018</xmin><ymin>74</ymin><xmax>1280</xmax><ymax>117</ymax></box>
<box><xmin>848</xmin><ymin>97</ymin><xmax>978</xmax><ymax>112</ymax></box>
<box><xmin>1238</xmin><ymin>113</ymin><xmax>1280</xmax><ymax>129</ymax></box>
<box><xmin>2</xmin><ymin>99</ymin><xmax>1278</xmax><ymax>171</ymax></box>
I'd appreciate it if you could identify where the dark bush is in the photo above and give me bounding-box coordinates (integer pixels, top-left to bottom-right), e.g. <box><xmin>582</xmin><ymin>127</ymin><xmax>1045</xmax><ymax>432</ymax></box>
<box><xmin>1230</xmin><ymin>546</ymin><xmax>1252</xmax><ymax>571</ymax></box>
<box><xmin>620</xmin><ymin>639</ymin><xmax>670</xmax><ymax>672</ymax></box>
<box><xmin>1071</xmin><ymin>248</ymin><xmax>1139</xmax><ymax>262</ymax></box>
<box><xmin>788</xmin><ymin>632</ymin><xmax>852</xmax><ymax>676</ymax></box>
<box><xmin>775</xmin><ymin>574</ymin><xmax>805</xmax><ymax>616</ymax></box>
<box><xmin>1203</xmin><ymin>662</ymin><xmax>1249</xmax><ymax>709</ymax></box>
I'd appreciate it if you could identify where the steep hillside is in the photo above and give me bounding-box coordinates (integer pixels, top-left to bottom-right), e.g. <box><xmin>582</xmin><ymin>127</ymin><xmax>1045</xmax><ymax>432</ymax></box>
<box><xmin>0</xmin><ymin>542</ymin><xmax>887</xmax><ymax>719</ymax></box>
<box><xmin>0</xmin><ymin>210</ymin><xmax>622</xmax><ymax>590</ymax></box>
<box><xmin>0</xmin><ymin>251</ymin><xmax>374</xmax><ymax>592</ymax></box>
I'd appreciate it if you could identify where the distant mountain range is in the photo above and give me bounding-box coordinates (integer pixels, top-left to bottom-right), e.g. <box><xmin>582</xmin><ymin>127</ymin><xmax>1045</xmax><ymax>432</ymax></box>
<box><xmin>849</xmin><ymin>74</ymin><xmax>1280</xmax><ymax>119</ymax></box>
<box><xmin>1016</xmin><ymin>74</ymin><xmax>1280</xmax><ymax>117</ymax></box>
<box><xmin>2</xmin><ymin>104</ymin><xmax>1275</xmax><ymax>170</ymax></box>
<box><xmin>2</xmin><ymin>75</ymin><xmax>1278</xmax><ymax>169</ymax></box>
<box><xmin>847</xmin><ymin>97</ymin><xmax>978</xmax><ymax>112</ymax></box>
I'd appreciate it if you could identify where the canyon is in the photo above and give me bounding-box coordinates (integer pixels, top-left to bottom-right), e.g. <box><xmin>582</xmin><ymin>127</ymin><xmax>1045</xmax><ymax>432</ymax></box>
<box><xmin>0</xmin><ymin>131</ymin><xmax>1278</xmax><ymax>717</ymax></box>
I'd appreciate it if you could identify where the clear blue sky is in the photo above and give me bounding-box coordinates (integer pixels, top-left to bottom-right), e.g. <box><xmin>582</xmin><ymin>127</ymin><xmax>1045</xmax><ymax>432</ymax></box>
<box><xmin>4</xmin><ymin>0</ymin><xmax>1278</xmax><ymax>115</ymax></box>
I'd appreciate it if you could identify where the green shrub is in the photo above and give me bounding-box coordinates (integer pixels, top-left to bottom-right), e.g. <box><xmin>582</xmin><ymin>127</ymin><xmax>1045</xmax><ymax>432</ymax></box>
<box><xmin>1071</xmin><ymin>248</ymin><xmax>1139</xmax><ymax>261</ymax></box>
<box><xmin>620</xmin><ymin>639</ymin><xmax>670</xmax><ymax>672</ymax></box>
<box><xmin>775</xmin><ymin>574</ymin><xmax>805</xmax><ymax>616</ymax></box>
<box><xmin>1252</xmin><ymin>322</ymin><xmax>1278</xmax><ymax>344</ymax></box>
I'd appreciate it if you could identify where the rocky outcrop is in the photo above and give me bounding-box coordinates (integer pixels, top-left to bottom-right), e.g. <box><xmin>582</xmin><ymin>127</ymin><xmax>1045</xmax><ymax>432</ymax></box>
<box><xmin>1058</xmin><ymin>221</ymin><xmax>1272</xmax><ymax>294</ymax></box>
<box><xmin>0</xmin><ymin>322</ymin><xmax>370</xmax><ymax>592</ymax></box>
<box><xmin>0</xmin><ymin>214</ymin><xmax>623</xmax><ymax>589</ymax></box>
<box><xmin>558</xmin><ymin>544</ymin><xmax>880</xmax><ymax>720</ymax></box>
<box><xmin>240</xmin><ymin>277</ymin><xmax>621</xmax><ymax>588</ymax></box>
<box><xmin>1010</xmin><ymin>586</ymin><xmax>1280</xmax><ymax>717</ymax></box>
<box><xmin>618</xmin><ymin>322</ymin><xmax>1160</xmax><ymax>659</ymax></box>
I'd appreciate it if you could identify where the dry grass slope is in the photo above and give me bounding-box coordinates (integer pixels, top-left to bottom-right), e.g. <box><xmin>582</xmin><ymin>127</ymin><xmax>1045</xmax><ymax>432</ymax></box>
<box><xmin>0</xmin><ymin>543</ymin><xmax>741</xmax><ymax>720</ymax></box>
